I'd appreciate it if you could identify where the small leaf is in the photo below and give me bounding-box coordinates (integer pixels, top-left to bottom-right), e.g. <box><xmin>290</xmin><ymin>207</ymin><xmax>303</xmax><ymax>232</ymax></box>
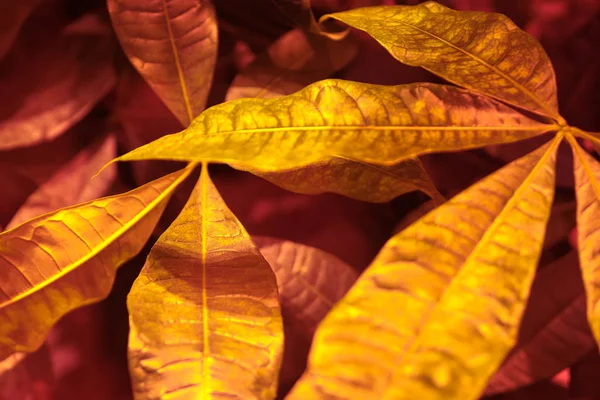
<box><xmin>127</xmin><ymin>168</ymin><xmax>283</xmax><ymax>400</ymax></box>
<box><xmin>0</xmin><ymin>0</ymin><xmax>42</xmax><ymax>60</ymax></box>
<box><xmin>288</xmin><ymin>134</ymin><xmax>561</xmax><ymax>400</ymax></box>
<box><xmin>0</xmin><ymin>23</ymin><xmax>116</xmax><ymax>150</ymax></box>
<box><xmin>112</xmin><ymin>80</ymin><xmax>557</xmax><ymax>171</ymax></box>
<box><xmin>0</xmin><ymin>167</ymin><xmax>193</xmax><ymax>361</ymax></box>
<box><xmin>485</xmin><ymin>252</ymin><xmax>595</xmax><ymax>395</ymax></box>
<box><xmin>567</xmin><ymin>133</ymin><xmax>600</xmax><ymax>347</ymax></box>
<box><xmin>226</xmin><ymin>29</ymin><xmax>358</xmax><ymax>100</ymax></box>
<box><xmin>7</xmin><ymin>134</ymin><xmax>118</xmax><ymax>229</ymax></box>
<box><xmin>108</xmin><ymin>0</ymin><xmax>218</xmax><ymax>125</ymax></box>
<box><xmin>322</xmin><ymin>2</ymin><xmax>563</xmax><ymax>122</ymax></box>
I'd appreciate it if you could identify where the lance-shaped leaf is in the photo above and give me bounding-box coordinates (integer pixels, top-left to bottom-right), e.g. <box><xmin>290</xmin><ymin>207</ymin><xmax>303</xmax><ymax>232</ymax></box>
<box><xmin>108</xmin><ymin>0</ymin><xmax>218</xmax><ymax>125</ymax></box>
<box><xmin>7</xmin><ymin>134</ymin><xmax>118</xmax><ymax>229</ymax></box>
<box><xmin>485</xmin><ymin>251</ymin><xmax>595</xmax><ymax>395</ymax></box>
<box><xmin>111</xmin><ymin>80</ymin><xmax>557</xmax><ymax>171</ymax></box>
<box><xmin>321</xmin><ymin>2</ymin><xmax>562</xmax><ymax>122</ymax></box>
<box><xmin>0</xmin><ymin>26</ymin><xmax>116</xmax><ymax>150</ymax></box>
<box><xmin>568</xmin><ymin>133</ymin><xmax>600</xmax><ymax>346</ymax></box>
<box><xmin>226</xmin><ymin>29</ymin><xmax>358</xmax><ymax>100</ymax></box>
<box><xmin>0</xmin><ymin>167</ymin><xmax>193</xmax><ymax>361</ymax></box>
<box><xmin>288</xmin><ymin>135</ymin><xmax>561</xmax><ymax>400</ymax></box>
<box><xmin>127</xmin><ymin>169</ymin><xmax>283</xmax><ymax>400</ymax></box>
<box><xmin>0</xmin><ymin>0</ymin><xmax>42</xmax><ymax>60</ymax></box>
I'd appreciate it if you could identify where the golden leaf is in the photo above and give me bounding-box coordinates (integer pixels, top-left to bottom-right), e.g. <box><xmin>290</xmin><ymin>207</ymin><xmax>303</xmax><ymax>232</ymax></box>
<box><xmin>111</xmin><ymin>80</ymin><xmax>557</xmax><ymax>171</ymax></box>
<box><xmin>107</xmin><ymin>0</ymin><xmax>218</xmax><ymax>125</ymax></box>
<box><xmin>567</xmin><ymin>133</ymin><xmax>600</xmax><ymax>346</ymax></box>
<box><xmin>288</xmin><ymin>134</ymin><xmax>561</xmax><ymax>400</ymax></box>
<box><xmin>0</xmin><ymin>167</ymin><xmax>192</xmax><ymax>361</ymax></box>
<box><xmin>127</xmin><ymin>168</ymin><xmax>283</xmax><ymax>399</ymax></box>
<box><xmin>322</xmin><ymin>2</ymin><xmax>563</xmax><ymax>122</ymax></box>
<box><xmin>226</xmin><ymin>29</ymin><xmax>358</xmax><ymax>100</ymax></box>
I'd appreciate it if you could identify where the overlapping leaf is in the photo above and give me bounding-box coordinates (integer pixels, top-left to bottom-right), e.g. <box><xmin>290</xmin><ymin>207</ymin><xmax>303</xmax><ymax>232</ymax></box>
<box><xmin>0</xmin><ymin>167</ymin><xmax>192</xmax><ymax>361</ymax></box>
<box><xmin>108</xmin><ymin>0</ymin><xmax>218</xmax><ymax>125</ymax></box>
<box><xmin>7</xmin><ymin>134</ymin><xmax>118</xmax><ymax>229</ymax></box>
<box><xmin>112</xmin><ymin>80</ymin><xmax>556</xmax><ymax>171</ymax></box>
<box><xmin>485</xmin><ymin>251</ymin><xmax>595</xmax><ymax>395</ymax></box>
<box><xmin>127</xmin><ymin>169</ymin><xmax>283</xmax><ymax>400</ymax></box>
<box><xmin>322</xmin><ymin>1</ymin><xmax>562</xmax><ymax>122</ymax></box>
<box><xmin>568</xmin><ymin>133</ymin><xmax>600</xmax><ymax>345</ymax></box>
<box><xmin>0</xmin><ymin>24</ymin><xmax>116</xmax><ymax>150</ymax></box>
<box><xmin>288</xmin><ymin>135</ymin><xmax>560</xmax><ymax>400</ymax></box>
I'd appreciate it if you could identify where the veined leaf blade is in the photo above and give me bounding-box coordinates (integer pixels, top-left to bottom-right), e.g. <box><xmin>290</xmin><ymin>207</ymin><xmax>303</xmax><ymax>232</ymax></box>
<box><xmin>323</xmin><ymin>2</ymin><xmax>562</xmax><ymax>122</ymax></box>
<box><xmin>127</xmin><ymin>169</ymin><xmax>283</xmax><ymax>399</ymax></box>
<box><xmin>112</xmin><ymin>80</ymin><xmax>557</xmax><ymax>171</ymax></box>
<box><xmin>287</xmin><ymin>134</ymin><xmax>561</xmax><ymax>400</ymax></box>
<box><xmin>107</xmin><ymin>0</ymin><xmax>218</xmax><ymax>125</ymax></box>
<box><xmin>0</xmin><ymin>167</ymin><xmax>193</xmax><ymax>361</ymax></box>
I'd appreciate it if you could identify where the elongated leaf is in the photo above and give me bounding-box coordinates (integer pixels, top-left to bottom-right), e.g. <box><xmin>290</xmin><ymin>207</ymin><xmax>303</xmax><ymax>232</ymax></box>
<box><xmin>127</xmin><ymin>169</ymin><xmax>283</xmax><ymax>399</ymax></box>
<box><xmin>7</xmin><ymin>134</ymin><xmax>118</xmax><ymax>229</ymax></box>
<box><xmin>288</xmin><ymin>135</ymin><xmax>561</xmax><ymax>400</ymax></box>
<box><xmin>226</xmin><ymin>29</ymin><xmax>358</xmax><ymax>100</ymax></box>
<box><xmin>112</xmin><ymin>80</ymin><xmax>557</xmax><ymax>171</ymax></box>
<box><xmin>568</xmin><ymin>133</ymin><xmax>600</xmax><ymax>346</ymax></box>
<box><xmin>485</xmin><ymin>252</ymin><xmax>595</xmax><ymax>395</ymax></box>
<box><xmin>0</xmin><ymin>167</ymin><xmax>193</xmax><ymax>361</ymax></box>
<box><xmin>108</xmin><ymin>0</ymin><xmax>218</xmax><ymax>125</ymax></box>
<box><xmin>0</xmin><ymin>0</ymin><xmax>41</xmax><ymax>60</ymax></box>
<box><xmin>322</xmin><ymin>2</ymin><xmax>563</xmax><ymax>122</ymax></box>
<box><xmin>0</xmin><ymin>26</ymin><xmax>116</xmax><ymax>150</ymax></box>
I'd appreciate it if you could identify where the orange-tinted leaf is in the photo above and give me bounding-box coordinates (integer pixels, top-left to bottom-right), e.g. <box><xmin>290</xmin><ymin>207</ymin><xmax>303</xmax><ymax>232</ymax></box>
<box><xmin>323</xmin><ymin>2</ymin><xmax>563</xmax><ymax>122</ymax></box>
<box><xmin>288</xmin><ymin>135</ymin><xmax>560</xmax><ymax>399</ymax></box>
<box><xmin>226</xmin><ymin>28</ymin><xmax>358</xmax><ymax>100</ymax></box>
<box><xmin>0</xmin><ymin>0</ymin><xmax>42</xmax><ymax>60</ymax></box>
<box><xmin>113</xmin><ymin>80</ymin><xmax>557</xmax><ymax>171</ymax></box>
<box><xmin>7</xmin><ymin>134</ymin><xmax>118</xmax><ymax>229</ymax></box>
<box><xmin>108</xmin><ymin>0</ymin><xmax>218</xmax><ymax>125</ymax></box>
<box><xmin>485</xmin><ymin>252</ymin><xmax>595</xmax><ymax>395</ymax></box>
<box><xmin>0</xmin><ymin>18</ymin><xmax>116</xmax><ymax>150</ymax></box>
<box><xmin>0</xmin><ymin>168</ymin><xmax>193</xmax><ymax>361</ymax></box>
<box><xmin>568</xmin><ymin>133</ymin><xmax>600</xmax><ymax>347</ymax></box>
<box><xmin>127</xmin><ymin>168</ymin><xmax>283</xmax><ymax>399</ymax></box>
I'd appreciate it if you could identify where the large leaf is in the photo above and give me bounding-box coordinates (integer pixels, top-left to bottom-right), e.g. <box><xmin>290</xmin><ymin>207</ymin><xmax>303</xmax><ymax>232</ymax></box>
<box><xmin>0</xmin><ymin>167</ymin><xmax>193</xmax><ymax>361</ymax></box>
<box><xmin>0</xmin><ymin>0</ymin><xmax>41</xmax><ymax>60</ymax></box>
<box><xmin>485</xmin><ymin>251</ymin><xmax>595</xmax><ymax>395</ymax></box>
<box><xmin>112</xmin><ymin>80</ymin><xmax>557</xmax><ymax>171</ymax></box>
<box><xmin>322</xmin><ymin>2</ymin><xmax>563</xmax><ymax>122</ymax></box>
<box><xmin>7</xmin><ymin>134</ymin><xmax>118</xmax><ymax>229</ymax></box>
<box><xmin>127</xmin><ymin>168</ymin><xmax>283</xmax><ymax>399</ymax></box>
<box><xmin>108</xmin><ymin>0</ymin><xmax>218</xmax><ymax>125</ymax></box>
<box><xmin>568</xmin><ymin>133</ymin><xmax>600</xmax><ymax>346</ymax></box>
<box><xmin>0</xmin><ymin>22</ymin><xmax>116</xmax><ymax>150</ymax></box>
<box><xmin>288</xmin><ymin>134</ymin><xmax>561</xmax><ymax>400</ymax></box>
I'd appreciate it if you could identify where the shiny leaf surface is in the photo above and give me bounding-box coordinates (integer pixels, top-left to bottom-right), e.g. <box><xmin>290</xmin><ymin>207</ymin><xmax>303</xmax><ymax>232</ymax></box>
<box><xmin>322</xmin><ymin>2</ymin><xmax>562</xmax><ymax>121</ymax></box>
<box><xmin>568</xmin><ymin>133</ymin><xmax>600</xmax><ymax>346</ymax></box>
<box><xmin>113</xmin><ymin>80</ymin><xmax>556</xmax><ymax>171</ymax></box>
<box><xmin>0</xmin><ymin>26</ymin><xmax>116</xmax><ymax>150</ymax></box>
<box><xmin>0</xmin><ymin>168</ymin><xmax>193</xmax><ymax>361</ymax></box>
<box><xmin>108</xmin><ymin>0</ymin><xmax>218</xmax><ymax>125</ymax></box>
<box><xmin>127</xmin><ymin>168</ymin><xmax>283</xmax><ymax>399</ymax></box>
<box><xmin>288</xmin><ymin>135</ymin><xmax>560</xmax><ymax>400</ymax></box>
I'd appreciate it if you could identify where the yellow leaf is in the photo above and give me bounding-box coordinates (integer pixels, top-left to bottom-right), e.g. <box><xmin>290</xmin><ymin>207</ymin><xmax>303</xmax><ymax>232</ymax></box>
<box><xmin>107</xmin><ymin>0</ymin><xmax>218</xmax><ymax>125</ymax></box>
<box><xmin>287</xmin><ymin>134</ymin><xmax>561</xmax><ymax>400</ymax></box>
<box><xmin>111</xmin><ymin>80</ymin><xmax>557</xmax><ymax>171</ymax></box>
<box><xmin>567</xmin><ymin>133</ymin><xmax>600</xmax><ymax>346</ymax></box>
<box><xmin>0</xmin><ymin>167</ymin><xmax>193</xmax><ymax>361</ymax></box>
<box><xmin>226</xmin><ymin>29</ymin><xmax>358</xmax><ymax>100</ymax></box>
<box><xmin>127</xmin><ymin>168</ymin><xmax>283</xmax><ymax>399</ymax></box>
<box><xmin>248</xmin><ymin>156</ymin><xmax>442</xmax><ymax>202</ymax></box>
<box><xmin>322</xmin><ymin>2</ymin><xmax>563</xmax><ymax>123</ymax></box>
